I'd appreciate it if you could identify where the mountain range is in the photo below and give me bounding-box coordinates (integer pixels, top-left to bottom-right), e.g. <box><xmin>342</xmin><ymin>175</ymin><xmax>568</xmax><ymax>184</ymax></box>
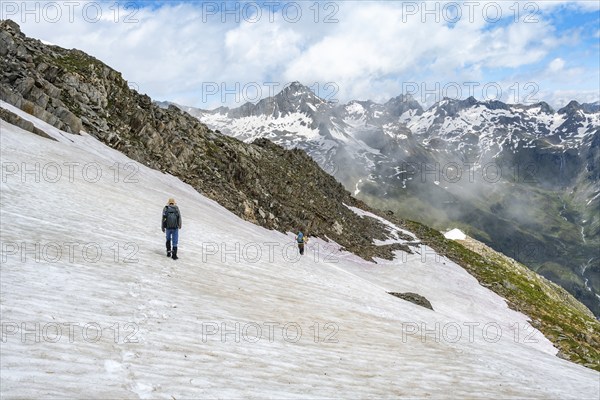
<box><xmin>172</xmin><ymin>82</ymin><xmax>600</xmax><ymax>317</ymax></box>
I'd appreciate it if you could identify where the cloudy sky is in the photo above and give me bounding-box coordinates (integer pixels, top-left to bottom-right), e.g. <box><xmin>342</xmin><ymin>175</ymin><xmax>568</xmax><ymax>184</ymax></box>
<box><xmin>4</xmin><ymin>0</ymin><xmax>599</xmax><ymax>109</ymax></box>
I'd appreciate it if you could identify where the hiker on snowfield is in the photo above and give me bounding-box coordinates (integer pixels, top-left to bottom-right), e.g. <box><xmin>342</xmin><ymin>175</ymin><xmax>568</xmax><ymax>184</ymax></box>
<box><xmin>296</xmin><ymin>230</ymin><xmax>308</xmax><ymax>255</ymax></box>
<box><xmin>162</xmin><ymin>198</ymin><xmax>182</xmax><ymax>260</ymax></box>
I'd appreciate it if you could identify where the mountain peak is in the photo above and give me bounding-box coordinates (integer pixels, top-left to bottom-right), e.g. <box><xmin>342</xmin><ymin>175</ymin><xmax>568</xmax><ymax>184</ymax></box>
<box><xmin>288</xmin><ymin>80</ymin><xmax>307</xmax><ymax>89</ymax></box>
<box><xmin>482</xmin><ymin>99</ymin><xmax>511</xmax><ymax>111</ymax></box>
<box><xmin>387</xmin><ymin>93</ymin><xmax>416</xmax><ymax>103</ymax></box>
<box><xmin>558</xmin><ymin>100</ymin><xmax>582</xmax><ymax>114</ymax></box>
<box><xmin>384</xmin><ymin>93</ymin><xmax>423</xmax><ymax>115</ymax></box>
<box><xmin>273</xmin><ymin>81</ymin><xmax>329</xmax><ymax>106</ymax></box>
<box><xmin>429</xmin><ymin>96</ymin><xmax>479</xmax><ymax>116</ymax></box>
<box><xmin>281</xmin><ymin>81</ymin><xmax>317</xmax><ymax>97</ymax></box>
<box><xmin>582</xmin><ymin>101</ymin><xmax>600</xmax><ymax>113</ymax></box>
<box><xmin>537</xmin><ymin>101</ymin><xmax>554</xmax><ymax>113</ymax></box>
<box><xmin>439</xmin><ymin>96</ymin><xmax>478</xmax><ymax>107</ymax></box>
<box><xmin>525</xmin><ymin>101</ymin><xmax>554</xmax><ymax>114</ymax></box>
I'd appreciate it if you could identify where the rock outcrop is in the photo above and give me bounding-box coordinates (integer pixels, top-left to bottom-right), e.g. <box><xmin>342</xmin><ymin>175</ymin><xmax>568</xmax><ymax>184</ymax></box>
<box><xmin>388</xmin><ymin>292</ymin><xmax>434</xmax><ymax>310</ymax></box>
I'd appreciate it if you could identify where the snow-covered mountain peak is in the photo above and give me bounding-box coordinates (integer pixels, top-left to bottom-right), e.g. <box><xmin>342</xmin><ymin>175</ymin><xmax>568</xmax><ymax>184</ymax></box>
<box><xmin>281</xmin><ymin>81</ymin><xmax>320</xmax><ymax>97</ymax></box>
<box><xmin>558</xmin><ymin>100</ymin><xmax>583</xmax><ymax>114</ymax></box>
<box><xmin>384</xmin><ymin>94</ymin><xmax>424</xmax><ymax>117</ymax></box>
<box><xmin>559</xmin><ymin>100</ymin><xmax>600</xmax><ymax>115</ymax></box>
<box><xmin>530</xmin><ymin>101</ymin><xmax>555</xmax><ymax>114</ymax></box>
<box><xmin>429</xmin><ymin>96</ymin><xmax>480</xmax><ymax>116</ymax></box>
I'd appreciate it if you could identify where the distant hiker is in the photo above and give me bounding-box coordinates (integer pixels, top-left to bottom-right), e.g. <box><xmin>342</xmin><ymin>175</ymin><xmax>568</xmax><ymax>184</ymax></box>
<box><xmin>162</xmin><ymin>198</ymin><xmax>182</xmax><ymax>260</ymax></box>
<box><xmin>296</xmin><ymin>230</ymin><xmax>307</xmax><ymax>255</ymax></box>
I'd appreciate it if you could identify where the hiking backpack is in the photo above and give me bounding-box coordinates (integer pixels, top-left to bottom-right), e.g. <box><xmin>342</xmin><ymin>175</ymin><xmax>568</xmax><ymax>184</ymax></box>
<box><xmin>165</xmin><ymin>206</ymin><xmax>179</xmax><ymax>229</ymax></box>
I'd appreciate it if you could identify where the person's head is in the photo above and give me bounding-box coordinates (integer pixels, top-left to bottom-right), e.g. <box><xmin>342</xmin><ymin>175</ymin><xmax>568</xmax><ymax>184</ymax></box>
<box><xmin>168</xmin><ymin>198</ymin><xmax>176</xmax><ymax>205</ymax></box>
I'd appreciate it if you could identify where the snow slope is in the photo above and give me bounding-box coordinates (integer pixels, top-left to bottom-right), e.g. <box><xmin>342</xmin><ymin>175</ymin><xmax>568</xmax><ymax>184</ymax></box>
<box><xmin>1</xmin><ymin>106</ymin><xmax>599</xmax><ymax>399</ymax></box>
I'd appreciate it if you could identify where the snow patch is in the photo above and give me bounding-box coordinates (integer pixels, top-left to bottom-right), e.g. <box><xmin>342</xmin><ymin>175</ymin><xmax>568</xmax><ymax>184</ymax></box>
<box><xmin>444</xmin><ymin>228</ymin><xmax>467</xmax><ymax>240</ymax></box>
<box><xmin>345</xmin><ymin>204</ymin><xmax>419</xmax><ymax>245</ymax></box>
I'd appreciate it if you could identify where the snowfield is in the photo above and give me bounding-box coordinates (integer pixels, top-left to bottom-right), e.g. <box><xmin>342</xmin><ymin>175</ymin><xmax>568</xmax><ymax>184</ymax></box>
<box><xmin>1</xmin><ymin>105</ymin><xmax>599</xmax><ymax>399</ymax></box>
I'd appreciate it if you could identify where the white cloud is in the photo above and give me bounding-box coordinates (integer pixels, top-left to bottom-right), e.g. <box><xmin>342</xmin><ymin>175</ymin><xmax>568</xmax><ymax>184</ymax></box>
<box><xmin>548</xmin><ymin>58</ymin><xmax>566</xmax><ymax>72</ymax></box>
<box><xmin>536</xmin><ymin>0</ymin><xmax>600</xmax><ymax>12</ymax></box>
<box><xmin>223</xmin><ymin>20</ymin><xmax>303</xmax><ymax>80</ymax></box>
<box><xmin>282</xmin><ymin>2</ymin><xmax>559</xmax><ymax>102</ymax></box>
<box><xmin>543</xmin><ymin>90</ymin><xmax>600</xmax><ymax>108</ymax></box>
<box><xmin>7</xmin><ymin>0</ymin><xmax>599</xmax><ymax>108</ymax></box>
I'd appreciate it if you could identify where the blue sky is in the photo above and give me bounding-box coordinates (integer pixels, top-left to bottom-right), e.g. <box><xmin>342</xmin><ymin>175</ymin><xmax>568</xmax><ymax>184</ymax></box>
<box><xmin>4</xmin><ymin>0</ymin><xmax>599</xmax><ymax>109</ymax></box>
